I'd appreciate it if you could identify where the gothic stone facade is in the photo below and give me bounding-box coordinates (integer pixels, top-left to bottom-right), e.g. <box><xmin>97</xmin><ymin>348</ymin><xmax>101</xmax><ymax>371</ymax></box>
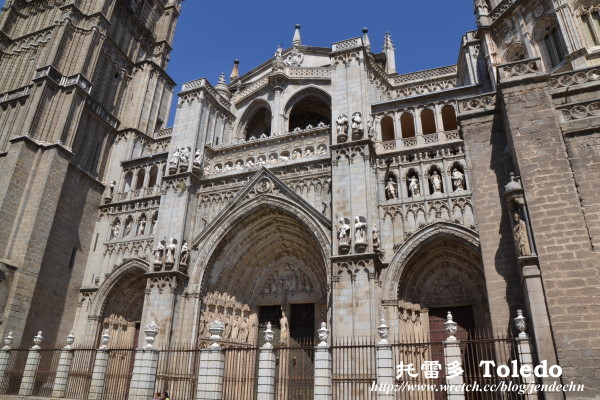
<box><xmin>0</xmin><ymin>0</ymin><xmax>600</xmax><ymax>398</ymax></box>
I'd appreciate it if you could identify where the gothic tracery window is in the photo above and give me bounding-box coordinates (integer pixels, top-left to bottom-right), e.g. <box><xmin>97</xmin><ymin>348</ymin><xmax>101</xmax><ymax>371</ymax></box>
<box><xmin>535</xmin><ymin>19</ymin><xmax>567</xmax><ymax>69</ymax></box>
<box><xmin>579</xmin><ymin>4</ymin><xmax>600</xmax><ymax>46</ymax></box>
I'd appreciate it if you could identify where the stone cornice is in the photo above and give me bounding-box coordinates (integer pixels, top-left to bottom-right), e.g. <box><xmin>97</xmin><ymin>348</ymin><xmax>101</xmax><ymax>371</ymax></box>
<box><xmin>179</xmin><ymin>78</ymin><xmax>233</xmax><ymax>117</ymax></box>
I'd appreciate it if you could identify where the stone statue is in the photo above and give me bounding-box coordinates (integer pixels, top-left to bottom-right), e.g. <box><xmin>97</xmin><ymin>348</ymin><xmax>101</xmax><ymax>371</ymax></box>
<box><xmin>336</xmin><ymin>114</ymin><xmax>349</xmax><ymax>135</ymax></box>
<box><xmin>124</xmin><ymin>219</ymin><xmax>133</xmax><ymax>237</ymax></box>
<box><xmin>372</xmin><ymin>224</ymin><xmax>380</xmax><ymax>249</ymax></box>
<box><xmin>179</xmin><ymin>147</ymin><xmax>190</xmax><ymax>168</ymax></box>
<box><xmin>150</xmin><ymin>215</ymin><xmax>157</xmax><ymax>234</ymax></box>
<box><xmin>223</xmin><ymin>164</ymin><xmax>232</xmax><ymax>172</ymax></box>
<box><xmin>153</xmin><ymin>241</ymin><xmax>165</xmax><ymax>265</ymax></box>
<box><xmin>180</xmin><ymin>241</ymin><xmax>190</xmax><ymax>265</ymax></box>
<box><xmin>274</xmin><ymin>45</ymin><xmax>283</xmax><ymax>61</ymax></box>
<box><xmin>513</xmin><ymin>212</ymin><xmax>531</xmax><ymax>256</ymax></box>
<box><xmin>355</xmin><ymin>216</ymin><xmax>367</xmax><ymax>243</ymax></box>
<box><xmin>204</xmin><ymin>165</ymin><xmax>212</xmax><ymax>175</ymax></box>
<box><xmin>429</xmin><ymin>170</ymin><xmax>443</xmax><ymax>194</ymax></box>
<box><xmin>169</xmin><ymin>148</ymin><xmax>180</xmax><ymax>170</ymax></box>
<box><xmin>165</xmin><ymin>238</ymin><xmax>177</xmax><ymax>263</ymax></box>
<box><xmin>408</xmin><ymin>175</ymin><xmax>421</xmax><ymax>197</ymax></box>
<box><xmin>193</xmin><ymin>149</ymin><xmax>202</xmax><ymax>168</ymax></box>
<box><xmin>137</xmin><ymin>216</ymin><xmax>147</xmax><ymax>236</ymax></box>
<box><xmin>257</xmin><ymin>156</ymin><xmax>266</xmax><ymax>166</ymax></box>
<box><xmin>246</xmin><ymin>159</ymin><xmax>255</xmax><ymax>167</ymax></box>
<box><xmin>304</xmin><ymin>148</ymin><xmax>312</xmax><ymax>157</ymax></box>
<box><xmin>292</xmin><ymin>150</ymin><xmax>301</xmax><ymax>159</ymax></box>
<box><xmin>316</xmin><ymin>145</ymin><xmax>326</xmax><ymax>155</ymax></box>
<box><xmin>279</xmin><ymin>308</ymin><xmax>289</xmax><ymax>345</ymax></box>
<box><xmin>385</xmin><ymin>177</ymin><xmax>397</xmax><ymax>200</ymax></box>
<box><xmin>338</xmin><ymin>218</ymin><xmax>351</xmax><ymax>245</ymax></box>
<box><xmin>106</xmin><ymin>181</ymin><xmax>115</xmax><ymax>199</ymax></box>
<box><xmin>268</xmin><ymin>155</ymin><xmax>277</xmax><ymax>164</ymax></box>
<box><xmin>234</xmin><ymin>161</ymin><xmax>243</xmax><ymax>170</ymax></box>
<box><xmin>351</xmin><ymin>112</ymin><xmax>363</xmax><ymax>133</ymax></box>
<box><xmin>110</xmin><ymin>221</ymin><xmax>120</xmax><ymax>239</ymax></box>
<box><xmin>452</xmin><ymin>168</ymin><xmax>465</xmax><ymax>191</ymax></box>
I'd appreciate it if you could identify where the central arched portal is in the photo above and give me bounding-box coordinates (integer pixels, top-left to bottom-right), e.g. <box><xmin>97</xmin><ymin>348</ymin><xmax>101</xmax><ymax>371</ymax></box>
<box><xmin>198</xmin><ymin>206</ymin><xmax>328</xmax><ymax>346</ymax></box>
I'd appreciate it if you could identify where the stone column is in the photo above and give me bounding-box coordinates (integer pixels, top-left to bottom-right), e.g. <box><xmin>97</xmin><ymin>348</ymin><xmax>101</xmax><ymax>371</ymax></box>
<box><xmin>375</xmin><ymin>319</ymin><xmax>395</xmax><ymax>400</ymax></box>
<box><xmin>0</xmin><ymin>332</ymin><xmax>13</xmax><ymax>386</ymax></box>
<box><xmin>52</xmin><ymin>330</ymin><xmax>76</xmax><ymax>398</ymax></box>
<box><xmin>18</xmin><ymin>331</ymin><xmax>44</xmax><ymax>396</ymax></box>
<box><xmin>314</xmin><ymin>322</ymin><xmax>332</xmax><ymax>399</ymax></box>
<box><xmin>129</xmin><ymin>320</ymin><xmax>161</xmax><ymax>400</ymax></box>
<box><xmin>514</xmin><ymin>310</ymin><xmax>537</xmax><ymax>399</ymax></box>
<box><xmin>256</xmin><ymin>323</ymin><xmax>276</xmax><ymax>400</ymax></box>
<box><xmin>443</xmin><ymin>313</ymin><xmax>465</xmax><ymax>400</ymax></box>
<box><xmin>196</xmin><ymin>321</ymin><xmax>226</xmax><ymax>400</ymax></box>
<box><xmin>88</xmin><ymin>330</ymin><xmax>111</xmax><ymax>400</ymax></box>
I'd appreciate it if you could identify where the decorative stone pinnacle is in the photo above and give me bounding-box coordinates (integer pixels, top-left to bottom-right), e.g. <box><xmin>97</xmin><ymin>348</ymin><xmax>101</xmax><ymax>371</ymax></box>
<box><xmin>362</xmin><ymin>27</ymin><xmax>370</xmax><ymax>49</ymax></box>
<box><xmin>293</xmin><ymin>24</ymin><xmax>301</xmax><ymax>46</ymax></box>
<box><xmin>444</xmin><ymin>312</ymin><xmax>458</xmax><ymax>341</ymax></box>
<box><xmin>362</xmin><ymin>27</ymin><xmax>368</xmax><ymax>33</ymax></box>
<box><xmin>218</xmin><ymin>73</ymin><xmax>226</xmax><ymax>85</ymax></box>
<box><xmin>144</xmin><ymin>320</ymin><xmax>160</xmax><ymax>349</ymax></box>
<box><xmin>209</xmin><ymin>320</ymin><xmax>225</xmax><ymax>349</ymax></box>
<box><xmin>3</xmin><ymin>332</ymin><xmax>13</xmax><ymax>350</ymax></box>
<box><xmin>514</xmin><ymin>309</ymin><xmax>528</xmax><ymax>339</ymax></box>
<box><xmin>504</xmin><ymin>172</ymin><xmax>523</xmax><ymax>194</ymax></box>
<box><xmin>100</xmin><ymin>329</ymin><xmax>110</xmax><ymax>349</ymax></box>
<box><xmin>318</xmin><ymin>322</ymin><xmax>329</xmax><ymax>347</ymax></box>
<box><xmin>230</xmin><ymin>59</ymin><xmax>240</xmax><ymax>81</ymax></box>
<box><xmin>378</xmin><ymin>318</ymin><xmax>389</xmax><ymax>344</ymax></box>
<box><xmin>263</xmin><ymin>322</ymin><xmax>274</xmax><ymax>348</ymax></box>
<box><xmin>65</xmin><ymin>330</ymin><xmax>75</xmax><ymax>349</ymax></box>
<box><xmin>33</xmin><ymin>331</ymin><xmax>43</xmax><ymax>349</ymax></box>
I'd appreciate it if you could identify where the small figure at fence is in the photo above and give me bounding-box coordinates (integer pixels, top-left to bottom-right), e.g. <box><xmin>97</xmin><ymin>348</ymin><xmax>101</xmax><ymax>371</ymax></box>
<box><xmin>160</xmin><ymin>391</ymin><xmax>170</xmax><ymax>400</ymax></box>
<box><xmin>153</xmin><ymin>392</ymin><xmax>160</xmax><ymax>400</ymax></box>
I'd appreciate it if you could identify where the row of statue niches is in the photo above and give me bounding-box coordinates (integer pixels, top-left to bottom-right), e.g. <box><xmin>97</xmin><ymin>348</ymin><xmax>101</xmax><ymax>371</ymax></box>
<box><xmin>204</xmin><ymin>145</ymin><xmax>328</xmax><ymax>175</ymax></box>
<box><xmin>385</xmin><ymin>167</ymin><xmax>466</xmax><ymax>200</ymax></box>
<box><xmin>336</xmin><ymin>112</ymin><xmax>373</xmax><ymax>142</ymax></box>
<box><xmin>337</xmin><ymin>216</ymin><xmax>380</xmax><ymax>254</ymax></box>
<box><xmin>152</xmin><ymin>238</ymin><xmax>190</xmax><ymax>270</ymax></box>
<box><xmin>169</xmin><ymin>147</ymin><xmax>202</xmax><ymax>175</ymax></box>
<box><xmin>109</xmin><ymin>214</ymin><xmax>157</xmax><ymax>239</ymax></box>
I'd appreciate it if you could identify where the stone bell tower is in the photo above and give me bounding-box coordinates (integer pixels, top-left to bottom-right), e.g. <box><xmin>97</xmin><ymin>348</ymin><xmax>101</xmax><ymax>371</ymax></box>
<box><xmin>0</xmin><ymin>0</ymin><xmax>181</xmax><ymax>345</ymax></box>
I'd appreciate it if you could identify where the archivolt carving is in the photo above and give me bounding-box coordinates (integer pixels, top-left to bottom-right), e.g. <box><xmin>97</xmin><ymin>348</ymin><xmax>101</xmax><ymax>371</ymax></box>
<box><xmin>381</xmin><ymin>223</ymin><xmax>480</xmax><ymax>301</ymax></box>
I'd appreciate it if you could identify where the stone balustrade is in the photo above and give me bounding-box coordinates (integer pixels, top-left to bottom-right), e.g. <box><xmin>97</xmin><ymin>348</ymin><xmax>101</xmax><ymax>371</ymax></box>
<box><xmin>377</xmin><ymin>130</ymin><xmax>461</xmax><ymax>153</ymax></box>
<box><xmin>497</xmin><ymin>58</ymin><xmax>542</xmax><ymax>82</ymax></box>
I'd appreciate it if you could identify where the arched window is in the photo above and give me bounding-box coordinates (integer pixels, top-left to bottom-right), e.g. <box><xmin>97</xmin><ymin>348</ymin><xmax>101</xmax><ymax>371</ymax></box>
<box><xmin>135</xmin><ymin>169</ymin><xmax>145</xmax><ymax>190</ymax></box>
<box><xmin>441</xmin><ymin>105</ymin><xmax>458</xmax><ymax>131</ymax></box>
<box><xmin>400</xmin><ymin>113</ymin><xmax>416</xmax><ymax>138</ymax></box>
<box><xmin>148</xmin><ymin>166</ymin><xmax>159</xmax><ymax>187</ymax></box>
<box><xmin>421</xmin><ymin>109</ymin><xmax>437</xmax><ymax>135</ymax></box>
<box><xmin>286</xmin><ymin>91</ymin><xmax>331</xmax><ymax>132</ymax></box>
<box><xmin>504</xmin><ymin>43</ymin><xmax>528</xmax><ymax>62</ymax></box>
<box><xmin>578</xmin><ymin>5</ymin><xmax>600</xmax><ymax>46</ymax></box>
<box><xmin>123</xmin><ymin>171</ymin><xmax>133</xmax><ymax>192</ymax></box>
<box><xmin>245</xmin><ymin>107</ymin><xmax>272</xmax><ymax>140</ymax></box>
<box><xmin>381</xmin><ymin>116</ymin><xmax>395</xmax><ymax>142</ymax></box>
<box><xmin>535</xmin><ymin>18</ymin><xmax>567</xmax><ymax>69</ymax></box>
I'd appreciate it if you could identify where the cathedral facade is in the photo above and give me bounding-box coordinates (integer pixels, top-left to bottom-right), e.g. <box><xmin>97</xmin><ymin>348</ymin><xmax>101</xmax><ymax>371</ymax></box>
<box><xmin>0</xmin><ymin>0</ymin><xmax>599</xmax><ymax>397</ymax></box>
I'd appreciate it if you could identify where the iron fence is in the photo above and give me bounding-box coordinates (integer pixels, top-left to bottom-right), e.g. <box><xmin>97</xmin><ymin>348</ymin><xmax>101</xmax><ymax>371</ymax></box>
<box><xmin>274</xmin><ymin>337</ymin><xmax>315</xmax><ymax>400</ymax></box>
<box><xmin>102</xmin><ymin>348</ymin><xmax>135</xmax><ymax>399</ymax></box>
<box><xmin>222</xmin><ymin>345</ymin><xmax>259</xmax><ymax>400</ymax></box>
<box><xmin>331</xmin><ymin>337</ymin><xmax>377</xmax><ymax>400</ymax></box>
<box><xmin>155</xmin><ymin>347</ymin><xmax>201</xmax><ymax>400</ymax></box>
<box><xmin>64</xmin><ymin>348</ymin><xmax>96</xmax><ymax>400</ymax></box>
<box><xmin>0</xmin><ymin>348</ymin><xmax>29</xmax><ymax>395</ymax></box>
<box><xmin>31</xmin><ymin>348</ymin><xmax>62</xmax><ymax>396</ymax></box>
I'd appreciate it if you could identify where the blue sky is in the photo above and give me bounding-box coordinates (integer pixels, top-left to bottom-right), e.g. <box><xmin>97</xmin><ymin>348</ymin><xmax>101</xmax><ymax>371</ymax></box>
<box><xmin>0</xmin><ymin>0</ymin><xmax>478</xmax><ymax>125</ymax></box>
<box><xmin>166</xmin><ymin>1</ymin><xmax>477</xmax><ymax>124</ymax></box>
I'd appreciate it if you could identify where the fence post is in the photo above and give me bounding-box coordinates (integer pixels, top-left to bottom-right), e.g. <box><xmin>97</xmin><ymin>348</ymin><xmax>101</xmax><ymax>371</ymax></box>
<box><xmin>443</xmin><ymin>312</ymin><xmax>465</xmax><ymax>400</ymax></box>
<box><xmin>129</xmin><ymin>320</ymin><xmax>161</xmax><ymax>400</ymax></box>
<box><xmin>515</xmin><ymin>309</ymin><xmax>538</xmax><ymax>398</ymax></box>
<box><xmin>196</xmin><ymin>320</ymin><xmax>226</xmax><ymax>400</ymax></box>
<box><xmin>256</xmin><ymin>322</ymin><xmax>276</xmax><ymax>400</ymax></box>
<box><xmin>314</xmin><ymin>322</ymin><xmax>332</xmax><ymax>400</ymax></box>
<box><xmin>18</xmin><ymin>331</ymin><xmax>44</xmax><ymax>396</ymax></box>
<box><xmin>52</xmin><ymin>330</ymin><xmax>76</xmax><ymax>398</ymax></box>
<box><xmin>0</xmin><ymin>332</ymin><xmax>13</xmax><ymax>387</ymax></box>
<box><xmin>375</xmin><ymin>319</ymin><xmax>395</xmax><ymax>400</ymax></box>
<box><xmin>88</xmin><ymin>329</ymin><xmax>111</xmax><ymax>400</ymax></box>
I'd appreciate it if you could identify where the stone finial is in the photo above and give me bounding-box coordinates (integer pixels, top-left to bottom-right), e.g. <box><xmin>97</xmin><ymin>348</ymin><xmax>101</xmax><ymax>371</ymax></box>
<box><xmin>144</xmin><ymin>320</ymin><xmax>160</xmax><ymax>349</ymax></box>
<box><xmin>218</xmin><ymin>72</ymin><xmax>226</xmax><ymax>85</ymax></box>
<box><xmin>383</xmin><ymin>32</ymin><xmax>396</xmax><ymax>74</ymax></box>
<box><xmin>229</xmin><ymin>59</ymin><xmax>240</xmax><ymax>82</ymax></box>
<box><xmin>504</xmin><ymin>172</ymin><xmax>523</xmax><ymax>194</ymax></box>
<box><xmin>32</xmin><ymin>331</ymin><xmax>43</xmax><ymax>350</ymax></box>
<box><xmin>209</xmin><ymin>320</ymin><xmax>225</xmax><ymax>349</ymax></box>
<box><xmin>362</xmin><ymin>27</ymin><xmax>370</xmax><ymax>50</ymax></box>
<box><xmin>100</xmin><ymin>329</ymin><xmax>110</xmax><ymax>350</ymax></box>
<box><xmin>293</xmin><ymin>24</ymin><xmax>301</xmax><ymax>46</ymax></box>
<box><xmin>318</xmin><ymin>322</ymin><xmax>329</xmax><ymax>347</ymax></box>
<box><xmin>263</xmin><ymin>322</ymin><xmax>274</xmax><ymax>349</ymax></box>
<box><xmin>444</xmin><ymin>312</ymin><xmax>458</xmax><ymax>341</ymax></box>
<box><xmin>2</xmin><ymin>331</ymin><xmax>13</xmax><ymax>350</ymax></box>
<box><xmin>65</xmin><ymin>330</ymin><xmax>75</xmax><ymax>350</ymax></box>
<box><xmin>378</xmin><ymin>318</ymin><xmax>389</xmax><ymax>344</ymax></box>
<box><xmin>514</xmin><ymin>309</ymin><xmax>528</xmax><ymax>339</ymax></box>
